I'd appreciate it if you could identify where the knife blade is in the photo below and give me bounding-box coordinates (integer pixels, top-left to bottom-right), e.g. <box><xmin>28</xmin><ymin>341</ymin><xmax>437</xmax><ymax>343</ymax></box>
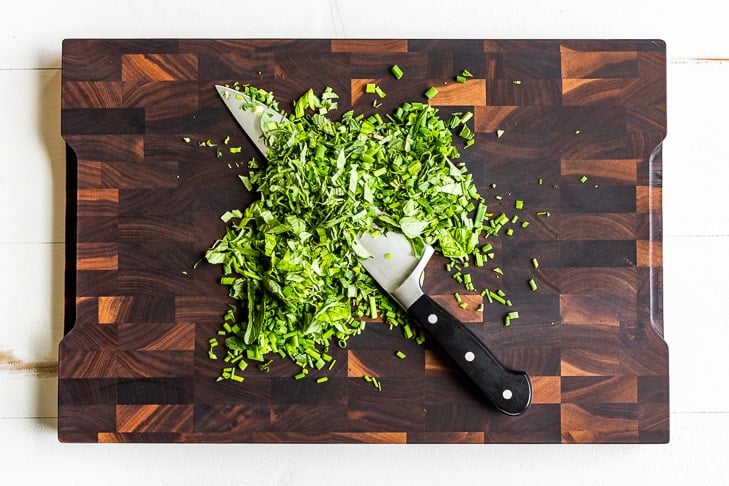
<box><xmin>215</xmin><ymin>84</ymin><xmax>532</xmax><ymax>415</ymax></box>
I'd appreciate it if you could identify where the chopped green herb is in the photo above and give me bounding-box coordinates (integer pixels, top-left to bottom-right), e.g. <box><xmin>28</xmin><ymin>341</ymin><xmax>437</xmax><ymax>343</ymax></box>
<box><xmin>390</xmin><ymin>64</ymin><xmax>404</xmax><ymax>80</ymax></box>
<box><xmin>364</xmin><ymin>375</ymin><xmax>382</xmax><ymax>391</ymax></box>
<box><xmin>203</xmin><ymin>83</ymin><xmax>523</xmax><ymax>383</ymax></box>
<box><xmin>504</xmin><ymin>310</ymin><xmax>520</xmax><ymax>326</ymax></box>
<box><xmin>396</xmin><ymin>350</ymin><xmax>407</xmax><ymax>359</ymax></box>
<box><xmin>316</xmin><ymin>376</ymin><xmax>329</xmax><ymax>384</ymax></box>
<box><xmin>531</xmin><ymin>258</ymin><xmax>539</xmax><ymax>269</ymax></box>
<box><xmin>424</xmin><ymin>86</ymin><xmax>439</xmax><ymax>99</ymax></box>
<box><xmin>365</xmin><ymin>83</ymin><xmax>376</xmax><ymax>94</ymax></box>
<box><xmin>579</xmin><ymin>175</ymin><xmax>588</xmax><ymax>184</ymax></box>
<box><xmin>489</xmin><ymin>291</ymin><xmax>506</xmax><ymax>306</ymax></box>
<box><xmin>515</xmin><ymin>199</ymin><xmax>524</xmax><ymax>210</ymax></box>
<box><xmin>403</xmin><ymin>324</ymin><xmax>414</xmax><ymax>339</ymax></box>
<box><xmin>528</xmin><ymin>278</ymin><xmax>538</xmax><ymax>291</ymax></box>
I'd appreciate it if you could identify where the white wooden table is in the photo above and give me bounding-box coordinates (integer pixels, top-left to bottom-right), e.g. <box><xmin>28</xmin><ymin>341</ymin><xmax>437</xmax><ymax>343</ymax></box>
<box><xmin>1</xmin><ymin>0</ymin><xmax>727</xmax><ymax>483</ymax></box>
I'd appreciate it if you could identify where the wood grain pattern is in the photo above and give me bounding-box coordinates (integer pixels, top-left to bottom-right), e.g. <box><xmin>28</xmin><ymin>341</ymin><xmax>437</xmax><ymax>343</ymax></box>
<box><xmin>59</xmin><ymin>39</ymin><xmax>667</xmax><ymax>443</ymax></box>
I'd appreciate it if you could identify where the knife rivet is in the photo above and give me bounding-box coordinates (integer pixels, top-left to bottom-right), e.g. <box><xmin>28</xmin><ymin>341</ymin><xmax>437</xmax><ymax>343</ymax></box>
<box><xmin>427</xmin><ymin>314</ymin><xmax>438</xmax><ymax>324</ymax></box>
<box><xmin>502</xmin><ymin>389</ymin><xmax>513</xmax><ymax>400</ymax></box>
<box><xmin>464</xmin><ymin>351</ymin><xmax>475</xmax><ymax>362</ymax></box>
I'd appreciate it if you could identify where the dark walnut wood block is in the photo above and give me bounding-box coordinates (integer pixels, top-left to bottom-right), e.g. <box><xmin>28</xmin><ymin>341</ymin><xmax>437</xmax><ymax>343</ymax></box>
<box><xmin>59</xmin><ymin>39</ymin><xmax>668</xmax><ymax>443</ymax></box>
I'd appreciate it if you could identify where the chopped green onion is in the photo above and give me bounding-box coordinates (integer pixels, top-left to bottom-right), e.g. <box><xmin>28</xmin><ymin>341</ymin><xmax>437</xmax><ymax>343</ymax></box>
<box><xmin>396</xmin><ymin>350</ymin><xmax>407</xmax><ymax>359</ymax></box>
<box><xmin>366</xmin><ymin>83</ymin><xmax>376</xmax><ymax>94</ymax></box>
<box><xmin>390</xmin><ymin>64</ymin><xmax>404</xmax><ymax>80</ymax></box>
<box><xmin>403</xmin><ymin>324</ymin><xmax>414</xmax><ymax>339</ymax></box>
<box><xmin>496</xmin><ymin>129</ymin><xmax>505</xmax><ymax>138</ymax></box>
<box><xmin>515</xmin><ymin>200</ymin><xmax>524</xmax><ymax>210</ymax></box>
<box><xmin>364</xmin><ymin>375</ymin><xmax>382</xmax><ymax>391</ymax></box>
<box><xmin>531</xmin><ymin>258</ymin><xmax>539</xmax><ymax>268</ymax></box>
<box><xmin>579</xmin><ymin>175</ymin><xmax>588</xmax><ymax>184</ymax></box>
<box><xmin>316</xmin><ymin>376</ymin><xmax>328</xmax><ymax>384</ymax></box>
<box><xmin>424</xmin><ymin>86</ymin><xmax>439</xmax><ymax>99</ymax></box>
<box><xmin>528</xmin><ymin>278</ymin><xmax>538</xmax><ymax>291</ymax></box>
<box><xmin>504</xmin><ymin>311</ymin><xmax>519</xmax><ymax>327</ymax></box>
<box><xmin>489</xmin><ymin>291</ymin><xmax>506</xmax><ymax>306</ymax></box>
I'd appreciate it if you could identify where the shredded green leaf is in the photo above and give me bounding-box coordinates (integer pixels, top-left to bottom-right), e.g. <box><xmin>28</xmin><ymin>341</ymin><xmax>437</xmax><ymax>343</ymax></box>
<box><xmin>204</xmin><ymin>83</ymin><xmax>515</xmax><ymax>382</ymax></box>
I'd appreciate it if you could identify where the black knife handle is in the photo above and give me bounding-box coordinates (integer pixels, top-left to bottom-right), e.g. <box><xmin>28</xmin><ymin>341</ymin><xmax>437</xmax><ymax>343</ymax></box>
<box><xmin>409</xmin><ymin>294</ymin><xmax>532</xmax><ymax>415</ymax></box>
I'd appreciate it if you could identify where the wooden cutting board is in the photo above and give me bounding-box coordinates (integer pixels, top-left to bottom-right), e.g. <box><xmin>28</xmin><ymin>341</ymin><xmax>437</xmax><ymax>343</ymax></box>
<box><xmin>58</xmin><ymin>39</ymin><xmax>668</xmax><ymax>443</ymax></box>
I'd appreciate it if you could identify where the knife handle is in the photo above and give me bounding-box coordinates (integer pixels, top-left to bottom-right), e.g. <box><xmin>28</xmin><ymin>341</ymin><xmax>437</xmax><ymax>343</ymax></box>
<box><xmin>408</xmin><ymin>294</ymin><xmax>532</xmax><ymax>415</ymax></box>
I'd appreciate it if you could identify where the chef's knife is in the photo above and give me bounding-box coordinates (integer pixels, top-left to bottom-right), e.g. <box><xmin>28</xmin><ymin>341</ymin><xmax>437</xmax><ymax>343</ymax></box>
<box><xmin>215</xmin><ymin>85</ymin><xmax>532</xmax><ymax>415</ymax></box>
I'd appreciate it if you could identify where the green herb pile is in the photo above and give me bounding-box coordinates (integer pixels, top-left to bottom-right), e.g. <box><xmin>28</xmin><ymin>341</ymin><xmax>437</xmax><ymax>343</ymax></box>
<box><xmin>204</xmin><ymin>84</ymin><xmax>507</xmax><ymax>382</ymax></box>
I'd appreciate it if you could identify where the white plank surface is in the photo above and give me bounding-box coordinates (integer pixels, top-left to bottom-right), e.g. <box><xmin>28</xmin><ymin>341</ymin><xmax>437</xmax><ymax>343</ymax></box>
<box><xmin>1</xmin><ymin>0</ymin><xmax>728</xmax><ymax>483</ymax></box>
<box><xmin>0</xmin><ymin>414</ymin><xmax>727</xmax><ymax>485</ymax></box>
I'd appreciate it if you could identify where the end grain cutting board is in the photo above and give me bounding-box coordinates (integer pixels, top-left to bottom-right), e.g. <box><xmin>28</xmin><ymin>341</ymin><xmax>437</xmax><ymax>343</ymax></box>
<box><xmin>59</xmin><ymin>39</ymin><xmax>668</xmax><ymax>443</ymax></box>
